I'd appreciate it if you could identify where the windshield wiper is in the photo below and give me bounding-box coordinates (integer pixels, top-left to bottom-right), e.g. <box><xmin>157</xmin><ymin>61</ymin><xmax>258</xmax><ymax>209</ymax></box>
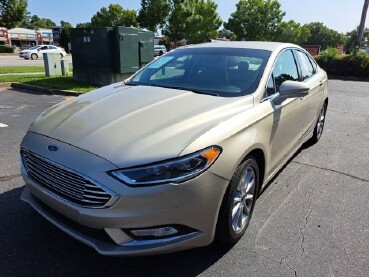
<box><xmin>123</xmin><ymin>82</ymin><xmax>219</xmax><ymax>96</ymax></box>
<box><xmin>159</xmin><ymin>85</ymin><xmax>220</xmax><ymax>96</ymax></box>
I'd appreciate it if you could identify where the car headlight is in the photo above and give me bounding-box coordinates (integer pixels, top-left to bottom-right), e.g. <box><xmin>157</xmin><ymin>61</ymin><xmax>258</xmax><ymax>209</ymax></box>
<box><xmin>109</xmin><ymin>146</ymin><xmax>221</xmax><ymax>186</ymax></box>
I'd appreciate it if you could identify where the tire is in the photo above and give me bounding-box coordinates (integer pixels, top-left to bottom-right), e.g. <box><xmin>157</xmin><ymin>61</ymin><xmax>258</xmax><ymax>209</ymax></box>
<box><xmin>216</xmin><ymin>156</ymin><xmax>259</xmax><ymax>244</ymax></box>
<box><xmin>309</xmin><ymin>101</ymin><xmax>327</xmax><ymax>144</ymax></box>
<box><xmin>159</xmin><ymin>51</ymin><xmax>163</xmax><ymax>56</ymax></box>
<box><xmin>31</xmin><ymin>53</ymin><xmax>38</xmax><ymax>60</ymax></box>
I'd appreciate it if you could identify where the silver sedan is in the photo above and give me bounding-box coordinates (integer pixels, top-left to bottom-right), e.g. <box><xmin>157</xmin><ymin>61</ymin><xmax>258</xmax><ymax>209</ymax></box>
<box><xmin>20</xmin><ymin>42</ymin><xmax>328</xmax><ymax>256</ymax></box>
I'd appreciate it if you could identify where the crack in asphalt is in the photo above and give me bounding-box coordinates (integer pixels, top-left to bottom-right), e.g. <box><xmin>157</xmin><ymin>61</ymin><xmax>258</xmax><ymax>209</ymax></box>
<box><xmin>0</xmin><ymin>174</ymin><xmax>21</xmax><ymax>182</ymax></box>
<box><xmin>281</xmin><ymin>256</ymin><xmax>297</xmax><ymax>277</ymax></box>
<box><xmin>291</xmin><ymin>161</ymin><xmax>369</xmax><ymax>183</ymax></box>
<box><xmin>299</xmin><ymin>188</ymin><xmax>314</xmax><ymax>259</ymax></box>
<box><xmin>243</xmin><ymin>249</ymin><xmax>298</xmax><ymax>276</ymax></box>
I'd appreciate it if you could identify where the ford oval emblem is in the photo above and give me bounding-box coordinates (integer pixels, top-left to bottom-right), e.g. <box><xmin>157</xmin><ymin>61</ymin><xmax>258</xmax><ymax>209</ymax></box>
<box><xmin>48</xmin><ymin>145</ymin><xmax>58</xmax><ymax>152</ymax></box>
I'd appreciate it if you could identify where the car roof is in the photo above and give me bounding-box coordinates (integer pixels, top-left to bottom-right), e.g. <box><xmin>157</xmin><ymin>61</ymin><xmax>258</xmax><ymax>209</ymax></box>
<box><xmin>183</xmin><ymin>41</ymin><xmax>298</xmax><ymax>52</ymax></box>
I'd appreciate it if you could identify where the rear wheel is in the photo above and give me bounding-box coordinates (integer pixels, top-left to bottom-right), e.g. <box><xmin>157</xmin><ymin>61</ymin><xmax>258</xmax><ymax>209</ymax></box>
<box><xmin>309</xmin><ymin>102</ymin><xmax>327</xmax><ymax>144</ymax></box>
<box><xmin>31</xmin><ymin>53</ymin><xmax>38</xmax><ymax>60</ymax></box>
<box><xmin>216</xmin><ymin>156</ymin><xmax>259</xmax><ymax>244</ymax></box>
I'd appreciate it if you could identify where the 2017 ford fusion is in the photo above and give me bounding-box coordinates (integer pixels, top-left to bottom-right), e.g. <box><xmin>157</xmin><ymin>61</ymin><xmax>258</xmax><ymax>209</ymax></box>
<box><xmin>20</xmin><ymin>42</ymin><xmax>328</xmax><ymax>256</ymax></box>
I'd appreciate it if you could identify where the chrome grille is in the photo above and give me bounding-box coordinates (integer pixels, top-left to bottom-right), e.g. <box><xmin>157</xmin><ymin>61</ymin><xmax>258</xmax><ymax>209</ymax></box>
<box><xmin>21</xmin><ymin>149</ymin><xmax>115</xmax><ymax>208</ymax></box>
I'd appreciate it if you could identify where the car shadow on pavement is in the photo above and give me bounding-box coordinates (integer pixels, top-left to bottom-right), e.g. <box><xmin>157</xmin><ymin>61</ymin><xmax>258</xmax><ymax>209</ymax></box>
<box><xmin>0</xmin><ymin>185</ymin><xmax>233</xmax><ymax>277</ymax></box>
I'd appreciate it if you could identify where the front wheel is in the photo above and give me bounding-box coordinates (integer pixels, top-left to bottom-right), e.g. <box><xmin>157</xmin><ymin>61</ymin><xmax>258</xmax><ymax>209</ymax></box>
<box><xmin>309</xmin><ymin>102</ymin><xmax>327</xmax><ymax>144</ymax></box>
<box><xmin>216</xmin><ymin>156</ymin><xmax>259</xmax><ymax>244</ymax></box>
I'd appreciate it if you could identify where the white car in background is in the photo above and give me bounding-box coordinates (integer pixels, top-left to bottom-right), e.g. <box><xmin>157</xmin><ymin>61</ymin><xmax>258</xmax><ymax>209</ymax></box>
<box><xmin>154</xmin><ymin>45</ymin><xmax>167</xmax><ymax>56</ymax></box>
<box><xmin>19</xmin><ymin>45</ymin><xmax>67</xmax><ymax>60</ymax></box>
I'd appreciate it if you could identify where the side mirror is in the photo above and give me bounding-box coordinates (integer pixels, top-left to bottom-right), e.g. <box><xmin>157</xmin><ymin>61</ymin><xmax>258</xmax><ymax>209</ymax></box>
<box><xmin>279</xmin><ymin>80</ymin><xmax>309</xmax><ymax>96</ymax></box>
<box><xmin>273</xmin><ymin>81</ymin><xmax>310</xmax><ymax>105</ymax></box>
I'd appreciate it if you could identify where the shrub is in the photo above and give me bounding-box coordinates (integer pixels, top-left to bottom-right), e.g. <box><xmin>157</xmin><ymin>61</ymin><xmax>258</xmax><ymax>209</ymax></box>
<box><xmin>0</xmin><ymin>45</ymin><xmax>14</xmax><ymax>53</ymax></box>
<box><xmin>314</xmin><ymin>53</ymin><xmax>369</xmax><ymax>78</ymax></box>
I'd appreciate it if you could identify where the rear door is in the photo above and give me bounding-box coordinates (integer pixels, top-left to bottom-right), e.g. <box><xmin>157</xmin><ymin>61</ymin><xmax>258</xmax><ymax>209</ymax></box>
<box><xmin>294</xmin><ymin>49</ymin><xmax>325</xmax><ymax>136</ymax></box>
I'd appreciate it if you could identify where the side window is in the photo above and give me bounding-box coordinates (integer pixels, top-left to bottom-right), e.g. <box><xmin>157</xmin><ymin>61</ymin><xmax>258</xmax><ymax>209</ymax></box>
<box><xmin>296</xmin><ymin>50</ymin><xmax>314</xmax><ymax>80</ymax></box>
<box><xmin>266</xmin><ymin>75</ymin><xmax>276</xmax><ymax>97</ymax></box>
<box><xmin>272</xmin><ymin>50</ymin><xmax>299</xmax><ymax>93</ymax></box>
<box><xmin>309</xmin><ymin>55</ymin><xmax>318</xmax><ymax>73</ymax></box>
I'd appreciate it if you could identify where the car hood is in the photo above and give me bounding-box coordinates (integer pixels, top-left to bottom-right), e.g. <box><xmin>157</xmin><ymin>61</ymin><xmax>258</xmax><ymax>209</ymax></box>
<box><xmin>29</xmin><ymin>84</ymin><xmax>254</xmax><ymax>167</ymax></box>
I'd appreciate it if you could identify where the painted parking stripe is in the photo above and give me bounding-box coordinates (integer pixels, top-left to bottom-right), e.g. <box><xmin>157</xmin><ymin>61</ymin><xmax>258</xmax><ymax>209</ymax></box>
<box><xmin>0</xmin><ymin>123</ymin><xmax>8</xmax><ymax>128</ymax></box>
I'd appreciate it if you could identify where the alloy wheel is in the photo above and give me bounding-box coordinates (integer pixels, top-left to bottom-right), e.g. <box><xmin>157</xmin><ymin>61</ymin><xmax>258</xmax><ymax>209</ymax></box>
<box><xmin>232</xmin><ymin>167</ymin><xmax>256</xmax><ymax>234</ymax></box>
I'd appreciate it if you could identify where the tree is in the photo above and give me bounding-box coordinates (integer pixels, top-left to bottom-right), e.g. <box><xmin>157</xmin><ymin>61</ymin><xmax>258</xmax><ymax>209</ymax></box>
<box><xmin>60</xmin><ymin>20</ymin><xmax>73</xmax><ymax>28</ymax></box>
<box><xmin>138</xmin><ymin>0</ymin><xmax>170</xmax><ymax>32</ymax></box>
<box><xmin>276</xmin><ymin>20</ymin><xmax>311</xmax><ymax>45</ymax></box>
<box><xmin>225</xmin><ymin>0</ymin><xmax>285</xmax><ymax>41</ymax></box>
<box><xmin>163</xmin><ymin>0</ymin><xmax>222</xmax><ymax>44</ymax></box>
<box><xmin>22</xmin><ymin>15</ymin><xmax>55</xmax><ymax>29</ymax></box>
<box><xmin>344</xmin><ymin>28</ymin><xmax>369</xmax><ymax>53</ymax></box>
<box><xmin>59</xmin><ymin>21</ymin><xmax>73</xmax><ymax>53</ymax></box>
<box><xmin>303</xmin><ymin>22</ymin><xmax>345</xmax><ymax>50</ymax></box>
<box><xmin>0</xmin><ymin>0</ymin><xmax>27</xmax><ymax>28</ymax></box>
<box><xmin>90</xmin><ymin>4</ymin><xmax>138</xmax><ymax>27</ymax></box>
<box><xmin>76</xmin><ymin>22</ymin><xmax>92</xmax><ymax>28</ymax></box>
<box><xmin>218</xmin><ymin>28</ymin><xmax>237</xmax><ymax>40</ymax></box>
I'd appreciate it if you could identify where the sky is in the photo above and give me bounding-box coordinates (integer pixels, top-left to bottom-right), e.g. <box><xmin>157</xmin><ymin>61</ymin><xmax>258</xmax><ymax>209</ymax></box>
<box><xmin>27</xmin><ymin>0</ymin><xmax>368</xmax><ymax>34</ymax></box>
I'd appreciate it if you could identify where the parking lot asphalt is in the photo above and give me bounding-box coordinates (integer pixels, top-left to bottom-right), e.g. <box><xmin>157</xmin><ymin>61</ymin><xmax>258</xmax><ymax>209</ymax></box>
<box><xmin>1</xmin><ymin>80</ymin><xmax>368</xmax><ymax>277</ymax></box>
<box><xmin>0</xmin><ymin>55</ymin><xmax>73</xmax><ymax>67</ymax></box>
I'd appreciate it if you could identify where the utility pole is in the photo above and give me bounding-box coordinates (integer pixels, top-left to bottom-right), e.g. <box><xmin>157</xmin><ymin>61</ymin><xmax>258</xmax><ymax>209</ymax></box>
<box><xmin>355</xmin><ymin>0</ymin><xmax>369</xmax><ymax>53</ymax></box>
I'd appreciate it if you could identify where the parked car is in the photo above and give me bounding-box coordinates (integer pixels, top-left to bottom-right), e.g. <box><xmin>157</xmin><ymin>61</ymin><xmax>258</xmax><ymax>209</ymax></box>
<box><xmin>20</xmin><ymin>42</ymin><xmax>328</xmax><ymax>256</ymax></box>
<box><xmin>154</xmin><ymin>44</ymin><xmax>167</xmax><ymax>56</ymax></box>
<box><xmin>19</xmin><ymin>44</ymin><xmax>67</xmax><ymax>60</ymax></box>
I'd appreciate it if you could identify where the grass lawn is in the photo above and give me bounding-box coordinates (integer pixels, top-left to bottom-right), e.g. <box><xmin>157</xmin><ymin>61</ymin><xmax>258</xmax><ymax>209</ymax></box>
<box><xmin>0</xmin><ymin>66</ymin><xmax>73</xmax><ymax>74</ymax></box>
<box><xmin>0</xmin><ymin>74</ymin><xmax>99</xmax><ymax>93</ymax></box>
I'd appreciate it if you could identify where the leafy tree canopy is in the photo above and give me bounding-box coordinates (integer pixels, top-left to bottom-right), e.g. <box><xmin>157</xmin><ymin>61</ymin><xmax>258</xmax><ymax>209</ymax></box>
<box><xmin>344</xmin><ymin>28</ymin><xmax>369</xmax><ymax>53</ymax></box>
<box><xmin>276</xmin><ymin>20</ymin><xmax>310</xmax><ymax>45</ymax></box>
<box><xmin>76</xmin><ymin>22</ymin><xmax>92</xmax><ymax>28</ymax></box>
<box><xmin>138</xmin><ymin>0</ymin><xmax>170</xmax><ymax>32</ymax></box>
<box><xmin>303</xmin><ymin>22</ymin><xmax>345</xmax><ymax>50</ymax></box>
<box><xmin>60</xmin><ymin>20</ymin><xmax>73</xmax><ymax>29</ymax></box>
<box><xmin>225</xmin><ymin>0</ymin><xmax>285</xmax><ymax>41</ymax></box>
<box><xmin>0</xmin><ymin>0</ymin><xmax>27</xmax><ymax>28</ymax></box>
<box><xmin>90</xmin><ymin>4</ymin><xmax>138</xmax><ymax>27</ymax></box>
<box><xmin>22</xmin><ymin>14</ymin><xmax>55</xmax><ymax>29</ymax></box>
<box><xmin>163</xmin><ymin>0</ymin><xmax>222</xmax><ymax>44</ymax></box>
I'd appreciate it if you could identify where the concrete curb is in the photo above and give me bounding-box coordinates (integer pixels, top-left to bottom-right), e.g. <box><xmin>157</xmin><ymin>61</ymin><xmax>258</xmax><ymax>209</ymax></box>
<box><xmin>0</xmin><ymin>82</ymin><xmax>12</xmax><ymax>88</ymax></box>
<box><xmin>9</xmin><ymin>83</ymin><xmax>81</xmax><ymax>97</ymax></box>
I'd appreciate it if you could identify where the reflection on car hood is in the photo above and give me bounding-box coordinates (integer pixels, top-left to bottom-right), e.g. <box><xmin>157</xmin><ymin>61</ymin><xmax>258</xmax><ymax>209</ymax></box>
<box><xmin>29</xmin><ymin>83</ymin><xmax>253</xmax><ymax>167</ymax></box>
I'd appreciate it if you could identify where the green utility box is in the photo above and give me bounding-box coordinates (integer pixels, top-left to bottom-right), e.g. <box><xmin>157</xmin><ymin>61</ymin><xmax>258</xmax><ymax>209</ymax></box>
<box><xmin>61</xmin><ymin>59</ymin><xmax>69</xmax><ymax>76</ymax></box>
<box><xmin>71</xmin><ymin>27</ymin><xmax>154</xmax><ymax>85</ymax></box>
<box><xmin>43</xmin><ymin>53</ymin><xmax>62</xmax><ymax>77</ymax></box>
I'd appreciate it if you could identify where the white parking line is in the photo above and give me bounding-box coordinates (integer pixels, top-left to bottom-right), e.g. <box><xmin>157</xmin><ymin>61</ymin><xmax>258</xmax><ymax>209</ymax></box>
<box><xmin>0</xmin><ymin>123</ymin><xmax>8</xmax><ymax>127</ymax></box>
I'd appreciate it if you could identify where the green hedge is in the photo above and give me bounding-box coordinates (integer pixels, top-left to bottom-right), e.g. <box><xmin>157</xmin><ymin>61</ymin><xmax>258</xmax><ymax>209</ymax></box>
<box><xmin>0</xmin><ymin>45</ymin><xmax>14</xmax><ymax>53</ymax></box>
<box><xmin>314</xmin><ymin>52</ymin><xmax>369</xmax><ymax>78</ymax></box>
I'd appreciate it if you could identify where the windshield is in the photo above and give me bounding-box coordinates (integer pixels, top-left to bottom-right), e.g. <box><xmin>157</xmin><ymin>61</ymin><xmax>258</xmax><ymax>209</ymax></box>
<box><xmin>127</xmin><ymin>47</ymin><xmax>271</xmax><ymax>97</ymax></box>
<box><xmin>28</xmin><ymin>46</ymin><xmax>40</xmax><ymax>50</ymax></box>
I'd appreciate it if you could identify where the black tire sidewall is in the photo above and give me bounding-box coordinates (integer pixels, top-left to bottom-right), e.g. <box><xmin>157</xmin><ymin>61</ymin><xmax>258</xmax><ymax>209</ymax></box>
<box><xmin>31</xmin><ymin>54</ymin><xmax>37</xmax><ymax>60</ymax></box>
<box><xmin>216</xmin><ymin>156</ymin><xmax>259</xmax><ymax>244</ymax></box>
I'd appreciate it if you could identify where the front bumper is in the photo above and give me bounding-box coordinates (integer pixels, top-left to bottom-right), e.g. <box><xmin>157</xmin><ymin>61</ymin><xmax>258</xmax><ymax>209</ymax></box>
<box><xmin>19</xmin><ymin>52</ymin><xmax>30</xmax><ymax>58</ymax></box>
<box><xmin>20</xmin><ymin>132</ymin><xmax>229</xmax><ymax>256</ymax></box>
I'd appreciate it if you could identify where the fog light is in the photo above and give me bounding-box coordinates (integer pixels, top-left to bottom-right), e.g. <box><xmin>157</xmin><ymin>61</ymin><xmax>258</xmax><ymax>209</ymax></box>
<box><xmin>131</xmin><ymin>227</ymin><xmax>178</xmax><ymax>238</ymax></box>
